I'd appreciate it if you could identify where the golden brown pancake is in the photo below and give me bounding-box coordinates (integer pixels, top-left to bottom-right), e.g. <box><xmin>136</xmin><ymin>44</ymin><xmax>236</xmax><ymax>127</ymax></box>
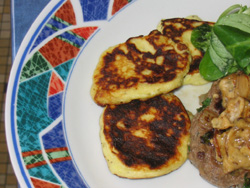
<box><xmin>157</xmin><ymin>18</ymin><xmax>214</xmax><ymax>85</ymax></box>
<box><xmin>91</xmin><ymin>30</ymin><xmax>191</xmax><ymax>106</ymax></box>
<box><xmin>100</xmin><ymin>93</ymin><xmax>191</xmax><ymax>179</ymax></box>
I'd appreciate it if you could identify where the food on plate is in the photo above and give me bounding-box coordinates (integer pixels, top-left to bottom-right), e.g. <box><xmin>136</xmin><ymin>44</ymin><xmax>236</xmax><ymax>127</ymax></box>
<box><xmin>90</xmin><ymin>17</ymin><xmax>215</xmax><ymax>107</ymax></box>
<box><xmin>90</xmin><ymin>30</ymin><xmax>191</xmax><ymax>106</ymax></box>
<box><xmin>99</xmin><ymin>93</ymin><xmax>190</xmax><ymax>179</ymax></box>
<box><xmin>157</xmin><ymin>17</ymin><xmax>214</xmax><ymax>85</ymax></box>
<box><xmin>188</xmin><ymin>72</ymin><xmax>250</xmax><ymax>188</ymax></box>
<box><xmin>90</xmin><ymin>3</ymin><xmax>250</xmax><ymax>184</ymax></box>
<box><xmin>188</xmin><ymin>4</ymin><xmax>250</xmax><ymax>187</ymax></box>
<box><xmin>191</xmin><ymin>4</ymin><xmax>250</xmax><ymax>81</ymax></box>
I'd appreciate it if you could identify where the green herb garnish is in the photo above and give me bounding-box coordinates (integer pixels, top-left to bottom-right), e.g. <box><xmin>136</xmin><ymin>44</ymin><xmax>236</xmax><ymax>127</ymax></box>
<box><xmin>197</xmin><ymin>98</ymin><xmax>211</xmax><ymax>112</ymax></box>
<box><xmin>191</xmin><ymin>4</ymin><xmax>250</xmax><ymax>81</ymax></box>
<box><xmin>191</xmin><ymin>24</ymin><xmax>213</xmax><ymax>53</ymax></box>
<box><xmin>243</xmin><ymin>173</ymin><xmax>250</xmax><ymax>188</ymax></box>
<box><xmin>200</xmin><ymin>130</ymin><xmax>214</xmax><ymax>145</ymax></box>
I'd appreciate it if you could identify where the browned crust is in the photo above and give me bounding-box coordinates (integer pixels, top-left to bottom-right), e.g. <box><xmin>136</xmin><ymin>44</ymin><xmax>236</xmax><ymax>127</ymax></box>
<box><xmin>91</xmin><ymin>30</ymin><xmax>191</xmax><ymax>106</ymax></box>
<box><xmin>159</xmin><ymin>18</ymin><xmax>214</xmax><ymax>75</ymax></box>
<box><xmin>102</xmin><ymin>94</ymin><xmax>190</xmax><ymax>170</ymax></box>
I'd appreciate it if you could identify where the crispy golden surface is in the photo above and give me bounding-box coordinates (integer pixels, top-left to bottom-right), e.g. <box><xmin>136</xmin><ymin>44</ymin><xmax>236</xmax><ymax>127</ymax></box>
<box><xmin>157</xmin><ymin>18</ymin><xmax>214</xmax><ymax>85</ymax></box>
<box><xmin>91</xmin><ymin>30</ymin><xmax>191</xmax><ymax>106</ymax></box>
<box><xmin>100</xmin><ymin>94</ymin><xmax>190</xmax><ymax>179</ymax></box>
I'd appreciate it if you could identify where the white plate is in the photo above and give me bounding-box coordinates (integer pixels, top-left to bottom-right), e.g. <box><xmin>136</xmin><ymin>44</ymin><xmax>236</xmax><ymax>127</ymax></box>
<box><xmin>6</xmin><ymin>0</ymin><xmax>249</xmax><ymax>187</ymax></box>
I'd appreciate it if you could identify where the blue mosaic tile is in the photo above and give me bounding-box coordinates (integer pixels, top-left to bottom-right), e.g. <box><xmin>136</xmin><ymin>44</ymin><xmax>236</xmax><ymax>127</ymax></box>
<box><xmin>48</xmin><ymin>92</ymin><xmax>63</xmax><ymax>120</ymax></box>
<box><xmin>54</xmin><ymin>59</ymin><xmax>74</xmax><ymax>82</ymax></box>
<box><xmin>47</xmin><ymin>16</ymin><xmax>70</xmax><ymax>30</ymax></box>
<box><xmin>17</xmin><ymin>71</ymin><xmax>53</xmax><ymax>152</ymax></box>
<box><xmin>28</xmin><ymin>165</ymin><xmax>61</xmax><ymax>184</ymax></box>
<box><xmin>42</xmin><ymin>121</ymin><xmax>67</xmax><ymax>150</ymax></box>
<box><xmin>30</xmin><ymin>14</ymin><xmax>73</xmax><ymax>52</ymax></box>
<box><xmin>80</xmin><ymin>0</ymin><xmax>110</xmax><ymax>21</ymax></box>
<box><xmin>52</xmin><ymin>160</ymin><xmax>87</xmax><ymax>188</ymax></box>
<box><xmin>57</xmin><ymin>31</ymin><xmax>85</xmax><ymax>48</ymax></box>
<box><xmin>31</xmin><ymin>26</ymin><xmax>57</xmax><ymax>51</ymax></box>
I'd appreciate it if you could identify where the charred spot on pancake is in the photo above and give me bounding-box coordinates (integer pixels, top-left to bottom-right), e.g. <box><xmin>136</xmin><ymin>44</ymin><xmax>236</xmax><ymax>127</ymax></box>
<box><xmin>159</xmin><ymin>18</ymin><xmax>213</xmax><ymax>42</ymax></box>
<box><xmin>188</xmin><ymin>55</ymin><xmax>202</xmax><ymax>74</ymax></box>
<box><xmin>102</xmin><ymin>94</ymin><xmax>190</xmax><ymax>169</ymax></box>
<box><xmin>91</xmin><ymin>29</ymin><xmax>191</xmax><ymax>106</ymax></box>
<box><xmin>97</xmin><ymin>30</ymin><xmax>188</xmax><ymax>89</ymax></box>
<box><xmin>157</xmin><ymin>18</ymin><xmax>214</xmax><ymax>85</ymax></box>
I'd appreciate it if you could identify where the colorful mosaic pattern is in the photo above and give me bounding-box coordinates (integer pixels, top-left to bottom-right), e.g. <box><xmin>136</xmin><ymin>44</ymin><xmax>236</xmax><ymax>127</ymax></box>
<box><xmin>11</xmin><ymin>0</ymin><xmax>133</xmax><ymax>187</ymax></box>
<box><xmin>31</xmin><ymin>0</ymin><xmax>77</xmax><ymax>51</ymax></box>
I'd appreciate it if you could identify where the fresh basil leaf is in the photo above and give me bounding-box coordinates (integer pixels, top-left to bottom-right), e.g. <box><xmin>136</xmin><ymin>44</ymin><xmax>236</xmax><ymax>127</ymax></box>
<box><xmin>197</xmin><ymin>4</ymin><xmax>250</xmax><ymax>81</ymax></box>
<box><xmin>191</xmin><ymin>24</ymin><xmax>213</xmax><ymax>52</ymax></box>
<box><xmin>228</xmin><ymin>61</ymin><xmax>239</xmax><ymax>74</ymax></box>
<box><xmin>197</xmin><ymin>98</ymin><xmax>211</xmax><ymax>112</ymax></box>
<box><xmin>243</xmin><ymin>6</ymin><xmax>250</xmax><ymax>15</ymax></box>
<box><xmin>192</xmin><ymin>26</ymin><xmax>234</xmax><ymax>81</ymax></box>
<box><xmin>217</xmin><ymin>4</ymin><xmax>243</xmax><ymax>20</ymax></box>
<box><xmin>209</xmin><ymin>32</ymin><xmax>235</xmax><ymax>74</ymax></box>
<box><xmin>199</xmin><ymin>50</ymin><xmax>224</xmax><ymax>81</ymax></box>
<box><xmin>239</xmin><ymin>57</ymin><xmax>250</xmax><ymax>70</ymax></box>
<box><xmin>246</xmin><ymin>64</ymin><xmax>250</xmax><ymax>75</ymax></box>
<box><xmin>213</xmin><ymin>25</ymin><xmax>250</xmax><ymax>72</ymax></box>
<box><xmin>217</xmin><ymin>14</ymin><xmax>250</xmax><ymax>34</ymax></box>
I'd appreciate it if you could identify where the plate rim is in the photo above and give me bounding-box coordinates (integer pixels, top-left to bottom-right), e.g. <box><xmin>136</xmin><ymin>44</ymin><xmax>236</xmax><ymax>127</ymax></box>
<box><xmin>6</xmin><ymin>0</ymin><xmax>250</xmax><ymax>187</ymax></box>
<box><xmin>5</xmin><ymin>0</ymin><xmax>73</xmax><ymax>187</ymax></box>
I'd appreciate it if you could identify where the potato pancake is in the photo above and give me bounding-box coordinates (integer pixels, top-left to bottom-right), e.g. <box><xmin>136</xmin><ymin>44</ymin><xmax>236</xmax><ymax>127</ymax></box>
<box><xmin>100</xmin><ymin>93</ymin><xmax>190</xmax><ymax>179</ymax></box>
<box><xmin>157</xmin><ymin>18</ymin><xmax>214</xmax><ymax>85</ymax></box>
<box><xmin>91</xmin><ymin>30</ymin><xmax>191</xmax><ymax>106</ymax></box>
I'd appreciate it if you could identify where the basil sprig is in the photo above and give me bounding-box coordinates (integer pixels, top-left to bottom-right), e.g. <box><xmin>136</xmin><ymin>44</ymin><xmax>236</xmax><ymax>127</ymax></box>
<box><xmin>192</xmin><ymin>4</ymin><xmax>250</xmax><ymax>81</ymax></box>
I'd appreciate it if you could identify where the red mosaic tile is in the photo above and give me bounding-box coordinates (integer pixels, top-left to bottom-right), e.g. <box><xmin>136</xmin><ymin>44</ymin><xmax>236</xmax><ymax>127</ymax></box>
<box><xmin>71</xmin><ymin>27</ymin><xmax>98</xmax><ymax>40</ymax></box>
<box><xmin>49</xmin><ymin>156</ymin><xmax>72</xmax><ymax>164</ymax></box>
<box><xmin>48</xmin><ymin>71</ymin><xmax>65</xmax><ymax>96</ymax></box>
<box><xmin>112</xmin><ymin>0</ymin><xmax>129</xmax><ymax>15</ymax></box>
<box><xmin>31</xmin><ymin>177</ymin><xmax>61</xmax><ymax>188</ymax></box>
<box><xmin>26</xmin><ymin>161</ymin><xmax>47</xmax><ymax>170</ymax></box>
<box><xmin>55</xmin><ymin>0</ymin><xmax>76</xmax><ymax>25</ymax></box>
<box><xmin>39</xmin><ymin>37</ymin><xmax>80</xmax><ymax>67</ymax></box>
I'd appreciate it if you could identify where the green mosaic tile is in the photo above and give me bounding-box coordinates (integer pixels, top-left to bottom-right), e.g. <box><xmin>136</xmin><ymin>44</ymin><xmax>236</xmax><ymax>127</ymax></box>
<box><xmin>23</xmin><ymin>154</ymin><xmax>44</xmax><ymax>166</ymax></box>
<box><xmin>47</xmin><ymin>150</ymin><xmax>69</xmax><ymax>160</ymax></box>
<box><xmin>20</xmin><ymin>51</ymin><xmax>53</xmax><ymax>82</ymax></box>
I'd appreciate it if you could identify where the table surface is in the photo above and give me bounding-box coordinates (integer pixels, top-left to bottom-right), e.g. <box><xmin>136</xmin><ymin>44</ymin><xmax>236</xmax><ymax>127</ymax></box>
<box><xmin>12</xmin><ymin>0</ymin><xmax>50</xmax><ymax>58</ymax></box>
<box><xmin>1</xmin><ymin>1</ymin><xmax>50</xmax><ymax>187</ymax></box>
<box><xmin>0</xmin><ymin>0</ymin><xmax>15</xmax><ymax>187</ymax></box>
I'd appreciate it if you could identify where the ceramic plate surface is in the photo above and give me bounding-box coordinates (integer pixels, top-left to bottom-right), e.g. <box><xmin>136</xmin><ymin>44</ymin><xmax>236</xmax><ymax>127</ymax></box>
<box><xmin>6</xmin><ymin>0</ymin><xmax>249</xmax><ymax>187</ymax></box>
